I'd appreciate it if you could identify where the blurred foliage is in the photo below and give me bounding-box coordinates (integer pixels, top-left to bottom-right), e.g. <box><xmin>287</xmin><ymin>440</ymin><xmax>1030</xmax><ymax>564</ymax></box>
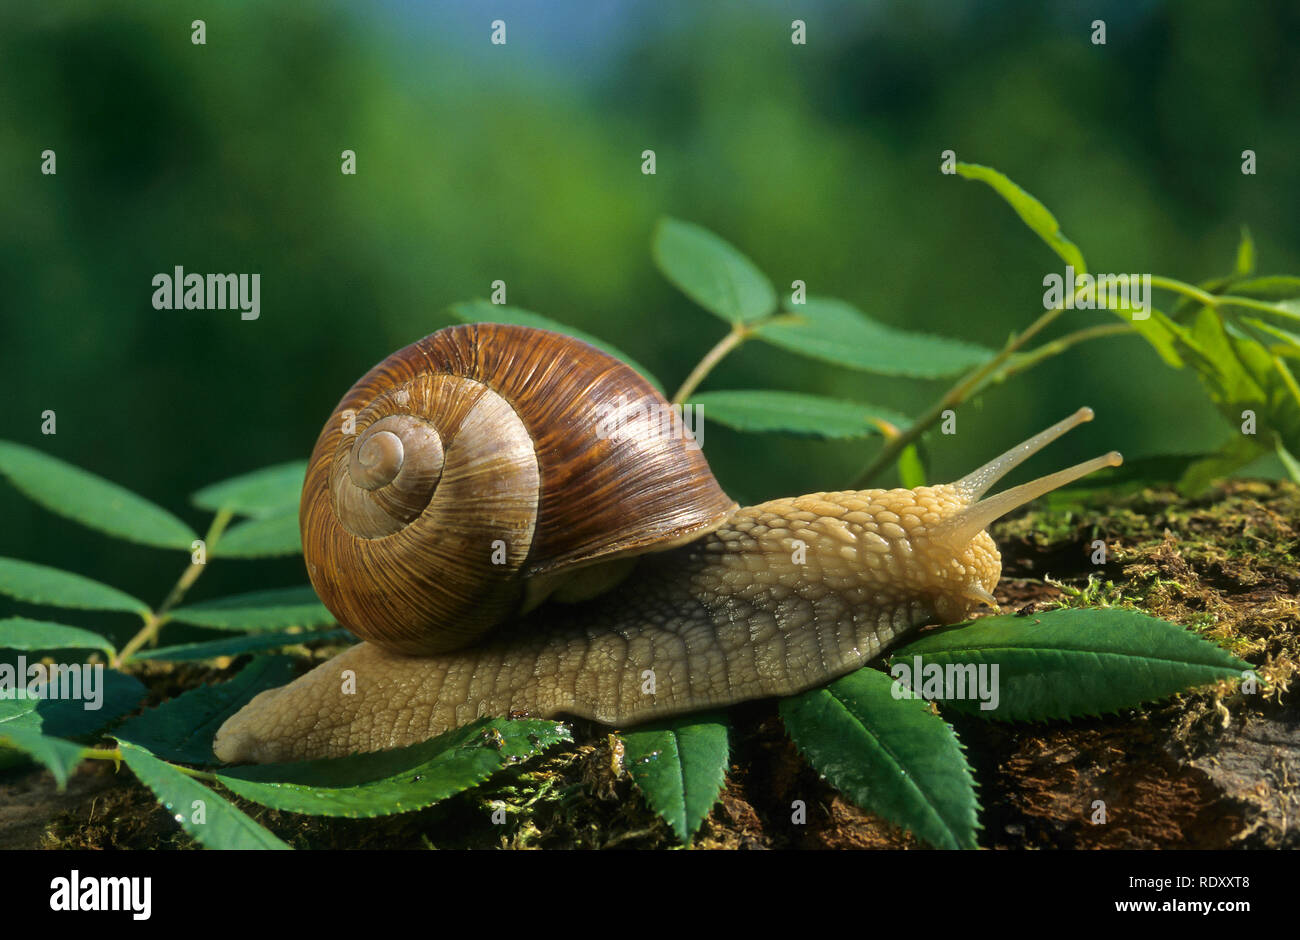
<box><xmin>3</xmin><ymin>0</ymin><xmax>1299</xmax><ymax>647</ymax></box>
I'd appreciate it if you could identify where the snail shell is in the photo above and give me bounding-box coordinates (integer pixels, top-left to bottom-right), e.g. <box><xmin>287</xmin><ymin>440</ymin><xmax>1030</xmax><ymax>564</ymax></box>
<box><xmin>301</xmin><ymin>323</ymin><xmax>737</xmax><ymax>655</ymax></box>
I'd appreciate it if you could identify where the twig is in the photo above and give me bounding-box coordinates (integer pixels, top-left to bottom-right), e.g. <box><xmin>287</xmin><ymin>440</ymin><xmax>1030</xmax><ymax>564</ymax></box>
<box><xmin>671</xmin><ymin>324</ymin><xmax>750</xmax><ymax>405</ymax></box>
<box><xmin>851</xmin><ymin>303</ymin><xmax>1071</xmax><ymax>487</ymax></box>
<box><xmin>115</xmin><ymin>508</ymin><xmax>233</xmax><ymax>666</ymax></box>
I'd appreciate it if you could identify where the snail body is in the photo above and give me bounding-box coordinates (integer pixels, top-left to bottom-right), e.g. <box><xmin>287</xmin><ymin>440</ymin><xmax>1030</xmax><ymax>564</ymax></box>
<box><xmin>213</xmin><ymin>324</ymin><xmax>1120</xmax><ymax>764</ymax></box>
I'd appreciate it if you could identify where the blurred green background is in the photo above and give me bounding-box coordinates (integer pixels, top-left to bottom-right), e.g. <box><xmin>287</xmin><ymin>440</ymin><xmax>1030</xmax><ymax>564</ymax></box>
<box><xmin>3</xmin><ymin>0</ymin><xmax>1298</xmax><ymax>648</ymax></box>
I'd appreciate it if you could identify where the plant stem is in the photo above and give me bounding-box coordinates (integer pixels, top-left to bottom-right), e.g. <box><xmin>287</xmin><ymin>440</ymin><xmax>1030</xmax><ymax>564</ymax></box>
<box><xmin>1149</xmin><ymin>275</ymin><xmax>1300</xmax><ymax>322</ymax></box>
<box><xmin>850</xmin><ymin>303</ymin><xmax>1071</xmax><ymax>487</ymax></box>
<box><xmin>670</xmin><ymin>311</ymin><xmax>808</xmax><ymax>405</ymax></box>
<box><xmin>994</xmin><ymin>323</ymin><xmax>1133</xmax><ymax>383</ymax></box>
<box><xmin>115</xmin><ymin>508</ymin><xmax>234</xmax><ymax>666</ymax></box>
<box><xmin>671</xmin><ymin>323</ymin><xmax>751</xmax><ymax>405</ymax></box>
<box><xmin>80</xmin><ymin>745</ymin><xmax>217</xmax><ymax>782</ymax></box>
<box><xmin>80</xmin><ymin>747</ymin><xmax>121</xmax><ymax>762</ymax></box>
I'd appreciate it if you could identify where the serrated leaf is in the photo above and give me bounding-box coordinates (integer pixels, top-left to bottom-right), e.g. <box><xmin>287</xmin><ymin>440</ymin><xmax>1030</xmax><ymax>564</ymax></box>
<box><xmin>31</xmin><ymin>669</ymin><xmax>148</xmax><ymax>740</ymax></box>
<box><xmin>119</xmin><ymin>742</ymin><xmax>290</xmax><ymax>849</ymax></box>
<box><xmin>168</xmin><ymin>586</ymin><xmax>334</xmax><ymax>632</ymax></box>
<box><xmin>690</xmin><ymin>389</ymin><xmax>909</xmax><ymax>439</ymax></box>
<box><xmin>0</xmin><ymin>725</ymin><xmax>87</xmax><ymax>789</ymax></box>
<box><xmin>0</xmin><ymin>557</ymin><xmax>148</xmax><ymax>614</ymax></box>
<box><xmin>115</xmin><ymin>656</ymin><xmax>300</xmax><ymax>764</ymax></box>
<box><xmin>779</xmin><ymin>667</ymin><xmax>979</xmax><ymax>850</ymax></box>
<box><xmin>130</xmin><ymin>628</ymin><xmax>351</xmax><ymax>663</ymax></box>
<box><xmin>0</xmin><ymin>691</ymin><xmax>38</xmax><ymax>726</ymax></box>
<box><xmin>215</xmin><ymin>718</ymin><xmax>572</xmax><ymax>818</ymax></box>
<box><xmin>191</xmin><ymin>461</ymin><xmax>307</xmax><ymax>518</ymax></box>
<box><xmin>620</xmin><ymin>712</ymin><xmax>729</xmax><ymax>843</ymax></box>
<box><xmin>0</xmin><ymin>670</ymin><xmax>145</xmax><ymax>787</ymax></box>
<box><xmin>890</xmin><ymin>608</ymin><xmax>1252</xmax><ymax>722</ymax></box>
<box><xmin>0</xmin><ymin>440</ymin><xmax>198</xmax><ymax>549</ymax></box>
<box><xmin>0</xmin><ymin>617</ymin><xmax>115</xmax><ymax>657</ymax></box>
<box><xmin>955</xmin><ymin>163</ymin><xmax>1087</xmax><ymax>275</ymax></box>
<box><xmin>653</xmin><ymin>217</ymin><xmax>776</xmax><ymax>323</ymax></box>
<box><xmin>756</xmin><ymin>297</ymin><xmax>993</xmax><ymax>377</ymax></box>
<box><xmin>447</xmin><ymin>300</ymin><xmax>664</xmax><ymax>392</ymax></box>
<box><xmin>214</xmin><ymin>509</ymin><xmax>301</xmax><ymax>557</ymax></box>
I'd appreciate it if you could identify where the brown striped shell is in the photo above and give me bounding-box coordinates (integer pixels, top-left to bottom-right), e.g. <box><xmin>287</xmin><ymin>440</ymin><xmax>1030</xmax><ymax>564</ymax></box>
<box><xmin>300</xmin><ymin>323</ymin><xmax>738</xmax><ymax>655</ymax></box>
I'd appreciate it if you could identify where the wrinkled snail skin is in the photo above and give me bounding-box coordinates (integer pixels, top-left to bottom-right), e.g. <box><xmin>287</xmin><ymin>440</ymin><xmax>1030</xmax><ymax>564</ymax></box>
<box><xmin>212</xmin><ymin>324</ymin><xmax>1122</xmax><ymax>764</ymax></box>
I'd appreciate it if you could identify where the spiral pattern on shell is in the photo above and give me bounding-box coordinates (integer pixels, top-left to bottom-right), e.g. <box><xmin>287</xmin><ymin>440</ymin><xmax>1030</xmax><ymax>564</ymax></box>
<box><xmin>300</xmin><ymin>323</ymin><xmax>737</xmax><ymax>655</ymax></box>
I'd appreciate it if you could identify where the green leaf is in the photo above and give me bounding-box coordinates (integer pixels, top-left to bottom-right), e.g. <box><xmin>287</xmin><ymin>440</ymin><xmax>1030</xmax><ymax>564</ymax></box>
<box><xmin>890</xmin><ymin>608</ymin><xmax>1252</xmax><ymax>722</ymax></box>
<box><xmin>0</xmin><ymin>617</ymin><xmax>115</xmax><ymax>657</ymax></box>
<box><xmin>0</xmin><ymin>557</ymin><xmax>148</xmax><ymax>614</ymax></box>
<box><xmin>1242</xmin><ymin>317</ymin><xmax>1300</xmax><ymax>359</ymax></box>
<box><xmin>214</xmin><ymin>509</ymin><xmax>301</xmax><ymax>557</ymax></box>
<box><xmin>0</xmin><ymin>691</ymin><xmax>39</xmax><ymax>727</ymax></box>
<box><xmin>1276</xmin><ymin>433</ymin><xmax>1300</xmax><ymax>485</ymax></box>
<box><xmin>1235</xmin><ymin>226</ymin><xmax>1255</xmax><ymax>277</ymax></box>
<box><xmin>0</xmin><ymin>440</ymin><xmax>198</xmax><ymax>549</ymax></box>
<box><xmin>130</xmin><ymin>628</ymin><xmax>351</xmax><ymax>663</ymax></box>
<box><xmin>115</xmin><ymin>656</ymin><xmax>300</xmax><ymax>764</ymax></box>
<box><xmin>1126</xmin><ymin>309</ymin><xmax>1185</xmax><ymax>368</ymax></box>
<box><xmin>168</xmin><ymin>586</ymin><xmax>334</xmax><ymax>632</ymax></box>
<box><xmin>447</xmin><ymin>300</ymin><xmax>664</xmax><ymax>393</ymax></box>
<box><xmin>0</xmin><ymin>670</ymin><xmax>146</xmax><ymax>787</ymax></box>
<box><xmin>1187</xmin><ymin>306</ymin><xmax>1264</xmax><ymax>404</ymax></box>
<box><xmin>1230</xmin><ymin>275</ymin><xmax>1300</xmax><ymax>301</ymax></box>
<box><xmin>32</xmin><ymin>670</ymin><xmax>149</xmax><ymax>740</ymax></box>
<box><xmin>620</xmin><ymin>713</ymin><xmax>730</xmax><ymax>843</ymax></box>
<box><xmin>216</xmin><ymin>718</ymin><xmax>572</xmax><ymax>818</ymax></box>
<box><xmin>1178</xmin><ymin>436</ymin><xmax>1268</xmax><ymax>497</ymax></box>
<box><xmin>192</xmin><ymin>461</ymin><xmax>307</xmax><ymax>518</ymax></box>
<box><xmin>779</xmin><ymin>668</ymin><xmax>979</xmax><ymax>850</ymax></box>
<box><xmin>955</xmin><ymin>163</ymin><xmax>1087</xmax><ymax>275</ymax></box>
<box><xmin>690</xmin><ymin>389</ymin><xmax>909</xmax><ymax>439</ymax></box>
<box><xmin>756</xmin><ymin>297</ymin><xmax>993</xmax><ymax>377</ymax></box>
<box><xmin>119</xmin><ymin>742</ymin><xmax>290</xmax><ymax>849</ymax></box>
<box><xmin>897</xmin><ymin>443</ymin><xmax>927</xmax><ymax>488</ymax></box>
<box><xmin>1142</xmin><ymin>303</ymin><xmax>1300</xmax><ymax>489</ymax></box>
<box><xmin>1174</xmin><ymin>307</ymin><xmax>1300</xmax><ymax>466</ymax></box>
<box><xmin>652</xmin><ymin>217</ymin><xmax>776</xmax><ymax>323</ymax></box>
<box><xmin>0</xmin><ymin>725</ymin><xmax>87</xmax><ymax>789</ymax></box>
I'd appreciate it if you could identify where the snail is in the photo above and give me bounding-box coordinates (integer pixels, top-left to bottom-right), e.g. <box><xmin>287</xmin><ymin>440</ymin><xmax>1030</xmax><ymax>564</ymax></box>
<box><xmin>213</xmin><ymin>323</ymin><xmax>1121</xmax><ymax>764</ymax></box>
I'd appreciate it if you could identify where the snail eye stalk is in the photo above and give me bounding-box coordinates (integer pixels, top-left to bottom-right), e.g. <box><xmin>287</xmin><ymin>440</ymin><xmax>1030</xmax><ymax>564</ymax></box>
<box><xmin>939</xmin><ymin>408</ymin><xmax>1121</xmax><ymax>546</ymax></box>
